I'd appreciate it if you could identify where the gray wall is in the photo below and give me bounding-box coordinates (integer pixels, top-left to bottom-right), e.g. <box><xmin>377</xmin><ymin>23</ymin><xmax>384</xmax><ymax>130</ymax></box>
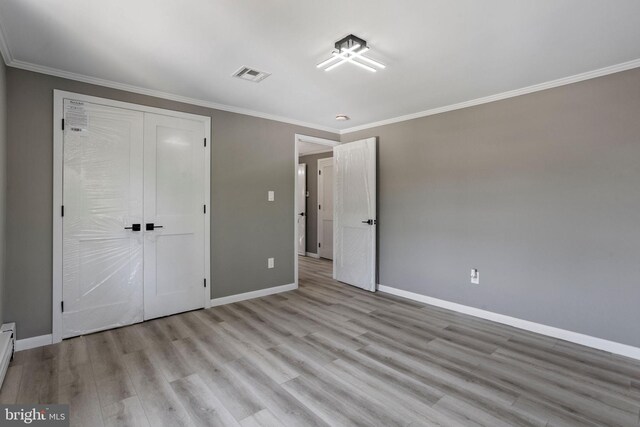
<box><xmin>342</xmin><ymin>67</ymin><xmax>640</xmax><ymax>347</ymax></box>
<box><xmin>4</xmin><ymin>68</ymin><xmax>337</xmax><ymax>339</ymax></box>
<box><xmin>0</xmin><ymin>61</ymin><xmax>6</xmax><ymax>327</ymax></box>
<box><xmin>299</xmin><ymin>151</ymin><xmax>332</xmax><ymax>254</ymax></box>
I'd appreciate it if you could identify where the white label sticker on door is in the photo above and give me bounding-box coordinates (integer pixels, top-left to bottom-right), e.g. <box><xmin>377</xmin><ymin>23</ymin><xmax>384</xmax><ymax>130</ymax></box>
<box><xmin>65</xmin><ymin>100</ymin><xmax>88</xmax><ymax>132</ymax></box>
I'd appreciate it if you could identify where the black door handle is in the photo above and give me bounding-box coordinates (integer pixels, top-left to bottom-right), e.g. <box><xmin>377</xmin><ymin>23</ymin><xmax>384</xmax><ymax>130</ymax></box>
<box><xmin>146</xmin><ymin>223</ymin><xmax>164</xmax><ymax>231</ymax></box>
<box><xmin>124</xmin><ymin>224</ymin><xmax>141</xmax><ymax>231</ymax></box>
<box><xmin>361</xmin><ymin>219</ymin><xmax>376</xmax><ymax>225</ymax></box>
<box><xmin>299</xmin><ymin>212</ymin><xmax>305</xmax><ymax>216</ymax></box>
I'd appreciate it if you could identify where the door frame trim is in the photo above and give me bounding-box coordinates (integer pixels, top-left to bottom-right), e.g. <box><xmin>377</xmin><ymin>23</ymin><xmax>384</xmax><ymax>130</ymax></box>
<box><xmin>52</xmin><ymin>90</ymin><xmax>212</xmax><ymax>344</ymax></box>
<box><xmin>294</xmin><ymin>134</ymin><xmax>339</xmax><ymax>287</ymax></box>
<box><xmin>317</xmin><ymin>157</ymin><xmax>334</xmax><ymax>260</ymax></box>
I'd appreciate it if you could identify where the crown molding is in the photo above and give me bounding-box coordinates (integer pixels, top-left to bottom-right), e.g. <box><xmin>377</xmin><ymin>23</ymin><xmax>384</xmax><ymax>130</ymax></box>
<box><xmin>340</xmin><ymin>58</ymin><xmax>640</xmax><ymax>134</ymax></box>
<box><xmin>3</xmin><ymin>57</ymin><xmax>342</xmax><ymax>134</ymax></box>
<box><xmin>16</xmin><ymin>55</ymin><xmax>639</xmax><ymax>138</ymax></box>
<box><xmin>0</xmin><ymin>16</ymin><xmax>13</xmax><ymax>65</ymax></box>
<box><xmin>1</xmin><ymin>15</ymin><xmax>639</xmax><ymax>137</ymax></box>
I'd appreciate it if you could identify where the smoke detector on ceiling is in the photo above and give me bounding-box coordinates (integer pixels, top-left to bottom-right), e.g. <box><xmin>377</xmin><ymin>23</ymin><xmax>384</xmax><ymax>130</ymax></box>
<box><xmin>232</xmin><ymin>66</ymin><xmax>271</xmax><ymax>83</ymax></box>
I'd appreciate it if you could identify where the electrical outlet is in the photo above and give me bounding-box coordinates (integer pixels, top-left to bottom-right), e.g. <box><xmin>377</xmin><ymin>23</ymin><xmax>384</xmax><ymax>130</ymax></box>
<box><xmin>470</xmin><ymin>269</ymin><xmax>479</xmax><ymax>285</ymax></box>
<box><xmin>268</xmin><ymin>258</ymin><xmax>275</xmax><ymax>269</ymax></box>
<box><xmin>268</xmin><ymin>191</ymin><xmax>275</xmax><ymax>201</ymax></box>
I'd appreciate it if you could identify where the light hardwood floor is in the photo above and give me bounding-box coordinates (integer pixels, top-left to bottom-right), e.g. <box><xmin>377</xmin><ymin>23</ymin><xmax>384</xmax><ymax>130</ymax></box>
<box><xmin>1</xmin><ymin>256</ymin><xmax>639</xmax><ymax>426</ymax></box>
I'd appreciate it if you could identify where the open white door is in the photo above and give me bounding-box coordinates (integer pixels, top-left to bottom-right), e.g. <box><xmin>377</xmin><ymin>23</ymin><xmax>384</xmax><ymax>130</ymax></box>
<box><xmin>297</xmin><ymin>163</ymin><xmax>307</xmax><ymax>255</ymax></box>
<box><xmin>334</xmin><ymin>138</ymin><xmax>376</xmax><ymax>292</ymax></box>
<box><xmin>143</xmin><ymin>113</ymin><xmax>206</xmax><ymax>320</ymax></box>
<box><xmin>62</xmin><ymin>100</ymin><xmax>144</xmax><ymax>338</ymax></box>
<box><xmin>317</xmin><ymin>157</ymin><xmax>334</xmax><ymax>260</ymax></box>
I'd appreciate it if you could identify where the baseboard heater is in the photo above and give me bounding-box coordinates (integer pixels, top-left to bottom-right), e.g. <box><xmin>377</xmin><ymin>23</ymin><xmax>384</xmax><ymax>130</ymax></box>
<box><xmin>0</xmin><ymin>323</ymin><xmax>16</xmax><ymax>389</ymax></box>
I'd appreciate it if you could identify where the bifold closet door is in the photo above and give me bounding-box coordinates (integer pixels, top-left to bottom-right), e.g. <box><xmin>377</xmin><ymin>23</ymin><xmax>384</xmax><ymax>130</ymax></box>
<box><xmin>143</xmin><ymin>113</ymin><xmax>206</xmax><ymax>320</ymax></box>
<box><xmin>62</xmin><ymin>100</ymin><xmax>144</xmax><ymax>338</ymax></box>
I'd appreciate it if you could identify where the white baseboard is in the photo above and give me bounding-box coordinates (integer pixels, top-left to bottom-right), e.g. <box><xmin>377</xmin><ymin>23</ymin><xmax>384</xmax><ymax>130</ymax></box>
<box><xmin>14</xmin><ymin>283</ymin><xmax>296</xmax><ymax>351</ymax></box>
<box><xmin>210</xmin><ymin>283</ymin><xmax>297</xmax><ymax>307</ymax></box>
<box><xmin>378</xmin><ymin>285</ymin><xmax>640</xmax><ymax>361</ymax></box>
<box><xmin>15</xmin><ymin>334</ymin><xmax>53</xmax><ymax>352</ymax></box>
<box><xmin>14</xmin><ymin>284</ymin><xmax>297</xmax><ymax>351</ymax></box>
<box><xmin>305</xmin><ymin>252</ymin><xmax>320</xmax><ymax>259</ymax></box>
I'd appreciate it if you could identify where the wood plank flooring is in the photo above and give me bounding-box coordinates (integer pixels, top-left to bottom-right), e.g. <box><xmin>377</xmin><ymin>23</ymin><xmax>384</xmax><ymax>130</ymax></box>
<box><xmin>1</xmin><ymin>256</ymin><xmax>639</xmax><ymax>426</ymax></box>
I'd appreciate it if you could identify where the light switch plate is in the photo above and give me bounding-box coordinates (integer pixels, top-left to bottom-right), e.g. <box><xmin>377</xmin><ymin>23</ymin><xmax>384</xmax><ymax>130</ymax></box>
<box><xmin>268</xmin><ymin>191</ymin><xmax>275</xmax><ymax>201</ymax></box>
<box><xmin>268</xmin><ymin>258</ymin><xmax>274</xmax><ymax>269</ymax></box>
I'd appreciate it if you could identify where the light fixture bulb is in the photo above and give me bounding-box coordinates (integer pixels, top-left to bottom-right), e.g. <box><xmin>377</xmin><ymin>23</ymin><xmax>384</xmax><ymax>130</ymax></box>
<box><xmin>347</xmin><ymin>59</ymin><xmax>376</xmax><ymax>72</ymax></box>
<box><xmin>316</xmin><ymin>55</ymin><xmax>339</xmax><ymax>69</ymax></box>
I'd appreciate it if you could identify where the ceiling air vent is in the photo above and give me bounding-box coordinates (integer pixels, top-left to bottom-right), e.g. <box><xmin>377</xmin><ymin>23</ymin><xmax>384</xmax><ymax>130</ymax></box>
<box><xmin>232</xmin><ymin>66</ymin><xmax>271</xmax><ymax>83</ymax></box>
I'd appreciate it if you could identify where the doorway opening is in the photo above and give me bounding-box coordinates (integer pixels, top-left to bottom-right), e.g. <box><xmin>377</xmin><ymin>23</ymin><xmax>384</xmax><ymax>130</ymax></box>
<box><xmin>294</xmin><ymin>135</ymin><xmax>378</xmax><ymax>291</ymax></box>
<box><xmin>294</xmin><ymin>135</ymin><xmax>338</xmax><ymax>286</ymax></box>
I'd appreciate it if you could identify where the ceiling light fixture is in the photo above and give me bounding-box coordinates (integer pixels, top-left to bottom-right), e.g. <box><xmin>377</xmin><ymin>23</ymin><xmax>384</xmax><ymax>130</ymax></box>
<box><xmin>335</xmin><ymin>115</ymin><xmax>350</xmax><ymax>121</ymax></box>
<box><xmin>317</xmin><ymin>34</ymin><xmax>385</xmax><ymax>72</ymax></box>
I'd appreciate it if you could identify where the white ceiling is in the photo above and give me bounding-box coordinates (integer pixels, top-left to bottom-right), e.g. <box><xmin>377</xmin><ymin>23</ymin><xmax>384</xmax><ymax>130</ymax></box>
<box><xmin>1</xmin><ymin>0</ymin><xmax>640</xmax><ymax>133</ymax></box>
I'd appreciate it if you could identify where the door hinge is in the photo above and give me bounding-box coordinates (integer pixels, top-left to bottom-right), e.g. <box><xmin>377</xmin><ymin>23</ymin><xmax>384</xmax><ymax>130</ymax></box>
<box><xmin>318</xmin><ymin>242</ymin><xmax>321</xmax><ymax>248</ymax></box>
<box><xmin>318</xmin><ymin>204</ymin><xmax>321</xmax><ymax>210</ymax></box>
<box><xmin>62</xmin><ymin>119</ymin><xmax>65</xmax><ymax>130</ymax></box>
<box><xmin>61</xmin><ymin>205</ymin><xmax>64</xmax><ymax>217</ymax></box>
<box><xmin>319</xmin><ymin>170</ymin><xmax>321</xmax><ymax>175</ymax></box>
<box><xmin>61</xmin><ymin>301</ymin><xmax>64</xmax><ymax>313</ymax></box>
<box><xmin>203</xmin><ymin>204</ymin><xmax>206</xmax><ymax>214</ymax></box>
<box><xmin>204</xmin><ymin>138</ymin><xmax>207</xmax><ymax>147</ymax></box>
<box><xmin>204</xmin><ymin>278</ymin><xmax>207</xmax><ymax>288</ymax></box>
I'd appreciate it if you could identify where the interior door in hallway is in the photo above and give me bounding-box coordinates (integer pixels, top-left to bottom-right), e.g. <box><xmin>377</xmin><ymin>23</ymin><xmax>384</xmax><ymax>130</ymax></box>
<box><xmin>62</xmin><ymin>100</ymin><xmax>144</xmax><ymax>338</ymax></box>
<box><xmin>317</xmin><ymin>157</ymin><xmax>334</xmax><ymax>260</ymax></box>
<box><xmin>297</xmin><ymin>163</ymin><xmax>307</xmax><ymax>255</ymax></box>
<box><xmin>334</xmin><ymin>138</ymin><xmax>377</xmax><ymax>292</ymax></box>
<box><xmin>143</xmin><ymin>113</ymin><xmax>207</xmax><ymax>320</ymax></box>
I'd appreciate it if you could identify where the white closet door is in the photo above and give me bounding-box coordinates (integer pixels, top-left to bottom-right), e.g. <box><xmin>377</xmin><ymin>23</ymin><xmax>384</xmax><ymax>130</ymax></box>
<box><xmin>297</xmin><ymin>163</ymin><xmax>307</xmax><ymax>255</ymax></box>
<box><xmin>317</xmin><ymin>157</ymin><xmax>334</xmax><ymax>260</ymax></box>
<box><xmin>62</xmin><ymin>100</ymin><xmax>144</xmax><ymax>338</ymax></box>
<box><xmin>334</xmin><ymin>138</ymin><xmax>377</xmax><ymax>292</ymax></box>
<box><xmin>143</xmin><ymin>113</ymin><xmax>206</xmax><ymax>320</ymax></box>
